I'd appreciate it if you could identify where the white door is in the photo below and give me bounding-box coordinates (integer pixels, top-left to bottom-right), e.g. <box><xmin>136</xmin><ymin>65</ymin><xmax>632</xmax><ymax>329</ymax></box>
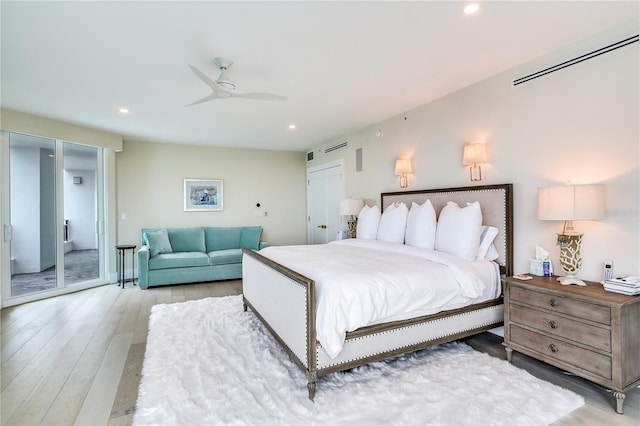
<box><xmin>307</xmin><ymin>161</ymin><xmax>344</xmax><ymax>244</ymax></box>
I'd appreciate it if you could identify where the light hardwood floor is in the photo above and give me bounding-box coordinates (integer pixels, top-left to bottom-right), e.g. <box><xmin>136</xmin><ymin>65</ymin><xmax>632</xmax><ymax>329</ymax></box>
<box><xmin>1</xmin><ymin>281</ymin><xmax>638</xmax><ymax>425</ymax></box>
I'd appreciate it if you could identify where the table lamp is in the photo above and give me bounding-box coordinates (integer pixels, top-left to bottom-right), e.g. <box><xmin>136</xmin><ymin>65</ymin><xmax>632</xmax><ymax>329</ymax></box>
<box><xmin>340</xmin><ymin>198</ymin><xmax>364</xmax><ymax>238</ymax></box>
<box><xmin>537</xmin><ymin>184</ymin><xmax>605</xmax><ymax>285</ymax></box>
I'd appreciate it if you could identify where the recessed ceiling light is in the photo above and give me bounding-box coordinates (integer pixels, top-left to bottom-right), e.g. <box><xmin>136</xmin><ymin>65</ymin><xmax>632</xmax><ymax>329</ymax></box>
<box><xmin>119</xmin><ymin>108</ymin><xmax>129</xmax><ymax>114</ymax></box>
<box><xmin>288</xmin><ymin>124</ymin><xmax>296</xmax><ymax>130</ymax></box>
<box><xmin>464</xmin><ymin>3</ymin><xmax>479</xmax><ymax>15</ymax></box>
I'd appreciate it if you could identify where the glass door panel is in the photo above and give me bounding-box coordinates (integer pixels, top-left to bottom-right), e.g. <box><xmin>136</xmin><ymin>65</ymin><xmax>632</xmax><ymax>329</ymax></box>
<box><xmin>9</xmin><ymin>134</ymin><xmax>58</xmax><ymax>297</ymax></box>
<box><xmin>63</xmin><ymin>142</ymin><xmax>101</xmax><ymax>285</ymax></box>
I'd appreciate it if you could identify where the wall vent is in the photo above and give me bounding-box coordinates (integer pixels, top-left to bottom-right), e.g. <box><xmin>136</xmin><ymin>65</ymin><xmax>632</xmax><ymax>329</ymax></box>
<box><xmin>307</xmin><ymin>151</ymin><xmax>314</xmax><ymax>162</ymax></box>
<box><xmin>324</xmin><ymin>141</ymin><xmax>348</xmax><ymax>154</ymax></box>
<box><xmin>513</xmin><ymin>34</ymin><xmax>638</xmax><ymax>87</ymax></box>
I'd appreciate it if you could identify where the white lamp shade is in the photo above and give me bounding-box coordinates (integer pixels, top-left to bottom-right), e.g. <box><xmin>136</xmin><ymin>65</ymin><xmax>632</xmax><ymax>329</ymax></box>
<box><xmin>394</xmin><ymin>159</ymin><xmax>412</xmax><ymax>175</ymax></box>
<box><xmin>340</xmin><ymin>198</ymin><xmax>364</xmax><ymax>216</ymax></box>
<box><xmin>537</xmin><ymin>184</ymin><xmax>605</xmax><ymax>221</ymax></box>
<box><xmin>462</xmin><ymin>143</ymin><xmax>487</xmax><ymax>165</ymax></box>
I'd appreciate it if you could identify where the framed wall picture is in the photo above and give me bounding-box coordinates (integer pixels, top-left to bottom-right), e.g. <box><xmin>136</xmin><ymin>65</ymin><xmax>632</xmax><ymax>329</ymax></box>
<box><xmin>184</xmin><ymin>179</ymin><xmax>223</xmax><ymax>211</ymax></box>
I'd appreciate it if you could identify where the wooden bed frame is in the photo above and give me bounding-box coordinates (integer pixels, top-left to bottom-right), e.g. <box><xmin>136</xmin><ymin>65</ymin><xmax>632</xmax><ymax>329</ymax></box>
<box><xmin>242</xmin><ymin>183</ymin><xmax>513</xmax><ymax>399</ymax></box>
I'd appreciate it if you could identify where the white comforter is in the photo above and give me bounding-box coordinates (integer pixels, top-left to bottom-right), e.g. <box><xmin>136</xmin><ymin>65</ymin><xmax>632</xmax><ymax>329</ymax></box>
<box><xmin>258</xmin><ymin>239</ymin><xmax>501</xmax><ymax>358</ymax></box>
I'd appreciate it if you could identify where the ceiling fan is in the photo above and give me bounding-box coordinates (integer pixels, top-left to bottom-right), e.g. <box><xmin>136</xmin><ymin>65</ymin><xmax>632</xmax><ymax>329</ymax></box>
<box><xmin>186</xmin><ymin>57</ymin><xmax>286</xmax><ymax>105</ymax></box>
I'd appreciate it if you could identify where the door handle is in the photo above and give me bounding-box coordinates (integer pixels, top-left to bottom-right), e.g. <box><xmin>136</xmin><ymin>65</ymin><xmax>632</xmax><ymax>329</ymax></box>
<box><xmin>317</xmin><ymin>225</ymin><xmax>327</xmax><ymax>229</ymax></box>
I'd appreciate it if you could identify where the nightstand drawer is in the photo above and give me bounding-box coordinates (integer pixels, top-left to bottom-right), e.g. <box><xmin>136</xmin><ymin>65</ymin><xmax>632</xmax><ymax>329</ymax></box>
<box><xmin>510</xmin><ymin>304</ymin><xmax>611</xmax><ymax>352</ymax></box>
<box><xmin>510</xmin><ymin>286</ymin><xmax>610</xmax><ymax>325</ymax></box>
<box><xmin>510</xmin><ymin>325</ymin><xmax>612</xmax><ymax>380</ymax></box>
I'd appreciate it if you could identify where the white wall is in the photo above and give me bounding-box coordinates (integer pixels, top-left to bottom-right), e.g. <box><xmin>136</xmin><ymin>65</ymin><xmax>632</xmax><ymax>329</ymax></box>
<box><xmin>9</xmin><ymin>147</ymin><xmax>42</xmax><ymax>273</ymax></box>
<box><xmin>307</xmin><ymin>21</ymin><xmax>639</xmax><ymax>283</ymax></box>
<box><xmin>115</xmin><ymin>140</ymin><xmax>307</xmax><ymax>250</ymax></box>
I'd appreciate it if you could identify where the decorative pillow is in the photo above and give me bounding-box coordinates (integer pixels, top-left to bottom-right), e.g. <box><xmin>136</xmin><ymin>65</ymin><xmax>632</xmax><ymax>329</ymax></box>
<box><xmin>240</xmin><ymin>226</ymin><xmax>263</xmax><ymax>250</ymax></box>
<box><xmin>476</xmin><ymin>225</ymin><xmax>499</xmax><ymax>261</ymax></box>
<box><xmin>356</xmin><ymin>204</ymin><xmax>381</xmax><ymax>240</ymax></box>
<box><xmin>143</xmin><ymin>229</ymin><xmax>173</xmax><ymax>257</ymax></box>
<box><xmin>434</xmin><ymin>201</ymin><xmax>483</xmax><ymax>261</ymax></box>
<box><xmin>484</xmin><ymin>243</ymin><xmax>499</xmax><ymax>262</ymax></box>
<box><xmin>377</xmin><ymin>202</ymin><xmax>409</xmax><ymax>244</ymax></box>
<box><xmin>405</xmin><ymin>200</ymin><xmax>436</xmax><ymax>249</ymax></box>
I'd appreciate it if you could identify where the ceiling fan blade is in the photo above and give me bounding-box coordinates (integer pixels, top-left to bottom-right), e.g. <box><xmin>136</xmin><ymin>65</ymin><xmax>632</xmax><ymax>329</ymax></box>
<box><xmin>188</xmin><ymin>64</ymin><xmax>218</xmax><ymax>90</ymax></box>
<box><xmin>185</xmin><ymin>93</ymin><xmax>219</xmax><ymax>106</ymax></box>
<box><xmin>232</xmin><ymin>92</ymin><xmax>287</xmax><ymax>101</ymax></box>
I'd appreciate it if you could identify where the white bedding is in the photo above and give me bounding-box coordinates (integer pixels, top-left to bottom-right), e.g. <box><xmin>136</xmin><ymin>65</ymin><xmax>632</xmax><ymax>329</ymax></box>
<box><xmin>258</xmin><ymin>239</ymin><xmax>501</xmax><ymax>358</ymax></box>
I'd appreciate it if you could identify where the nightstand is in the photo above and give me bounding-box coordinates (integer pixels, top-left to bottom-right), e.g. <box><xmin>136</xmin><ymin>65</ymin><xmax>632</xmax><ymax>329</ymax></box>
<box><xmin>503</xmin><ymin>275</ymin><xmax>640</xmax><ymax>414</ymax></box>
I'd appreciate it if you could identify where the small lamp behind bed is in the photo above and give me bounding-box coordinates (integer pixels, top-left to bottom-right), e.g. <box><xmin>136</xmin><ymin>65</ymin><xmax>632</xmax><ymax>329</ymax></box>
<box><xmin>340</xmin><ymin>198</ymin><xmax>364</xmax><ymax>238</ymax></box>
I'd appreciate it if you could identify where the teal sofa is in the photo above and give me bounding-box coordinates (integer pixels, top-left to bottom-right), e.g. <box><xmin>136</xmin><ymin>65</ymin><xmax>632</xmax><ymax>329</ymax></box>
<box><xmin>137</xmin><ymin>226</ymin><xmax>268</xmax><ymax>289</ymax></box>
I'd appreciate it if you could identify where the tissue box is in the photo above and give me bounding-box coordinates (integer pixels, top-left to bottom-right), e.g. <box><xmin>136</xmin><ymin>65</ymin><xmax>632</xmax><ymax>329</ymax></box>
<box><xmin>529</xmin><ymin>259</ymin><xmax>553</xmax><ymax>276</ymax></box>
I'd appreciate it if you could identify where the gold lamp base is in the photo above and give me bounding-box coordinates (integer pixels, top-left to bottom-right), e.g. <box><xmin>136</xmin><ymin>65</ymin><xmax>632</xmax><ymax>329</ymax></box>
<box><xmin>347</xmin><ymin>219</ymin><xmax>357</xmax><ymax>239</ymax></box>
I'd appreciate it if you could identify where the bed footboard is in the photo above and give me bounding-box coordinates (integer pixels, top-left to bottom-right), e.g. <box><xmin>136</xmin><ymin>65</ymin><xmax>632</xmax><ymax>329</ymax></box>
<box><xmin>242</xmin><ymin>248</ymin><xmax>318</xmax><ymax>398</ymax></box>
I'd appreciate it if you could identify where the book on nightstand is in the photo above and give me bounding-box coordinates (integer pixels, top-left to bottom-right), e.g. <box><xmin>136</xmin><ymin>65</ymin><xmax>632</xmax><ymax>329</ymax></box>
<box><xmin>603</xmin><ymin>276</ymin><xmax>640</xmax><ymax>295</ymax></box>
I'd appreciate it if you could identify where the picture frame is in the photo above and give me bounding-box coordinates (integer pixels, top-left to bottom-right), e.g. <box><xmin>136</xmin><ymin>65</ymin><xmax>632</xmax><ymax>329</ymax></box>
<box><xmin>184</xmin><ymin>179</ymin><xmax>223</xmax><ymax>211</ymax></box>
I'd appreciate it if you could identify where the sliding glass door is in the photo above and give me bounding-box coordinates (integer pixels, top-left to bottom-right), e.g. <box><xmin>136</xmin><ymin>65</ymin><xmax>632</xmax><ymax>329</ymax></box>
<box><xmin>4</xmin><ymin>132</ymin><xmax>106</xmax><ymax>303</ymax></box>
<box><xmin>8</xmin><ymin>134</ymin><xmax>57</xmax><ymax>297</ymax></box>
<box><xmin>63</xmin><ymin>142</ymin><xmax>102</xmax><ymax>286</ymax></box>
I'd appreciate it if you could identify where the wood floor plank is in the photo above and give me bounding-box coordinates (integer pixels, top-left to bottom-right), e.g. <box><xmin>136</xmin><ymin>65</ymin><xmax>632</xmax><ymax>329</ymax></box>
<box><xmin>109</xmin><ymin>342</ymin><xmax>146</xmax><ymax>422</ymax></box>
<box><xmin>0</xmin><ymin>285</ymin><xmax>114</xmax><ymax>421</ymax></box>
<box><xmin>1</xmin><ymin>286</ymin><xmax>109</xmax><ymax>392</ymax></box>
<box><xmin>1</xmin><ymin>290</ymin><xmax>87</xmax><ymax>364</ymax></box>
<box><xmin>40</xmin><ymin>286</ymin><xmax>132</xmax><ymax>424</ymax></box>
<box><xmin>115</xmin><ymin>285</ymin><xmax>144</xmax><ymax>335</ymax></box>
<box><xmin>131</xmin><ymin>288</ymin><xmax>156</xmax><ymax>345</ymax></box>
<box><xmin>74</xmin><ymin>331</ymin><xmax>133</xmax><ymax>426</ymax></box>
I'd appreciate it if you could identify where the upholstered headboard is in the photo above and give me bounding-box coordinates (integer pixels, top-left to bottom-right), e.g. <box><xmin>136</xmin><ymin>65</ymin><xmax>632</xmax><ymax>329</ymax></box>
<box><xmin>381</xmin><ymin>184</ymin><xmax>513</xmax><ymax>277</ymax></box>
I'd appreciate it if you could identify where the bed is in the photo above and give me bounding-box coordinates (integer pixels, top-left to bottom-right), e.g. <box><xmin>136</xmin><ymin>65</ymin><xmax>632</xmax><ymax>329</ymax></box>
<box><xmin>242</xmin><ymin>183</ymin><xmax>513</xmax><ymax>399</ymax></box>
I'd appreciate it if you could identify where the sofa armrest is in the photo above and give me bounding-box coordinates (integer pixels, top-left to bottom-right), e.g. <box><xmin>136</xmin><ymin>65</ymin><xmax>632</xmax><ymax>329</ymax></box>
<box><xmin>258</xmin><ymin>241</ymin><xmax>270</xmax><ymax>250</ymax></box>
<box><xmin>138</xmin><ymin>245</ymin><xmax>150</xmax><ymax>289</ymax></box>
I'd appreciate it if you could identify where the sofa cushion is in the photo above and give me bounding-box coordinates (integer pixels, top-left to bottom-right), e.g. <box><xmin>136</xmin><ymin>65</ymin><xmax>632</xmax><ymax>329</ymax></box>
<box><xmin>143</xmin><ymin>229</ymin><xmax>173</xmax><ymax>257</ymax></box>
<box><xmin>240</xmin><ymin>226</ymin><xmax>263</xmax><ymax>250</ymax></box>
<box><xmin>148</xmin><ymin>252</ymin><xmax>210</xmax><ymax>270</ymax></box>
<box><xmin>167</xmin><ymin>227</ymin><xmax>206</xmax><ymax>252</ymax></box>
<box><xmin>208</xmin><ymin>248</ymin><xmax>242</xmax><ymax>266</ymax></box>
<box><xmin>205</xmin><ymin>227</ymin><xmax>242</xmax><ymax>252</ymax></box>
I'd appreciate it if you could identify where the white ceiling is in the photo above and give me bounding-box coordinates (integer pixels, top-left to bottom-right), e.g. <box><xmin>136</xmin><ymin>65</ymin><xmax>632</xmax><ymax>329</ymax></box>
<box><xmin>1</xmin><ymin>1</ymin><xmax>637</xmax><ymax>152</ymax></box>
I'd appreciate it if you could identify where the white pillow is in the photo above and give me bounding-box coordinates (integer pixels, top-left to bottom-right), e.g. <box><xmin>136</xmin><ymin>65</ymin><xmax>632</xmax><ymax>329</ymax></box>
<box><xmin>356</xmin><ymin>204</ymin><xmax>381</xmax><ymax>240</ymax></box>
<box><xmin>435</xmin><ymin>201</ymin><xmax>483</xmax><ymax>261</ymax></box>
<box><xmin>405</xmin><ymin>200</ymin><xmax>436</xmax><ymax>249</ymax></box>
<box><xmin>476</xmin><ymin>225</ymin><xmax>499</xmax><ymax>261</ymax></box>
<box><xmin>377</xmin><ymin>202</ymin><xmax>408</xmax><ymax>244</ymax></box>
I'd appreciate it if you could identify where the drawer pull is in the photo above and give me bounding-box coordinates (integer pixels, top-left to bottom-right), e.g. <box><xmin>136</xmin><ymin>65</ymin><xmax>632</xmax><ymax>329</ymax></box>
<box><xmin>549</xmin><ymin>344</ymin><xmax>559</xmax><ymax>353</ymax></box>
<box><xmin>549</xmin><ymin>298</ymin><xmax>558</xmax><ymax>308</ymax></box>
<box><xmin>549</xmin><ymin>320</ymin><xmax>558</xmax><ymax>329</ymax></box>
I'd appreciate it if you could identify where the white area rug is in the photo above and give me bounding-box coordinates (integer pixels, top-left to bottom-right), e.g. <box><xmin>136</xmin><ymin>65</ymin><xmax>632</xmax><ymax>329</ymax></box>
<box><xmin>134</xmin><ymin>295</ymin><xmax>584</xmax><ymax>425</ymax></box>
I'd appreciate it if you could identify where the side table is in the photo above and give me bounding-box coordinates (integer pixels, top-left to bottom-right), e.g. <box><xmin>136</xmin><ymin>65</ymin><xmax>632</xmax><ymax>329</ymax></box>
<box><xmin>503</xmin><ymin>275</ymin><xmax>640</xmax><ymax>414</ymax></box>
<box><xmin>116</xmin><ymin>244</ymin><xmax>136</xmax><ymax>288</ymax></box>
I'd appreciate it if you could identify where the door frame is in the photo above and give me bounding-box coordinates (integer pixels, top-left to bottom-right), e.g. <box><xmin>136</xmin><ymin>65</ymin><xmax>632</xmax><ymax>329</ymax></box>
<box><xmin>306</xmin><ymin>159</ymin><xmax>345</xmax><ymax>244</ymax></box>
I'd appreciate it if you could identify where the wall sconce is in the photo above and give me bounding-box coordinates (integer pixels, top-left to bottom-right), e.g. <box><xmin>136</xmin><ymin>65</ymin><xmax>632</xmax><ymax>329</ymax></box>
<box><xmin>537</xmin><ymin>184</ymin><xmax>605</xmax><ymax>286</ymax></box>
<box><xmin>394</xmin><ymin>158</ymin><xmax>412</xmax><ymax>188</ymax></box>
<box><xmin>462</xmin><ymin>143</ymin><xmax>487</xmax><ymax>181</ymax></box>
<box><xmin>340</xmin><ymin>198</ymin><xmax>364</xmax><ymax>238</ymax></box>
